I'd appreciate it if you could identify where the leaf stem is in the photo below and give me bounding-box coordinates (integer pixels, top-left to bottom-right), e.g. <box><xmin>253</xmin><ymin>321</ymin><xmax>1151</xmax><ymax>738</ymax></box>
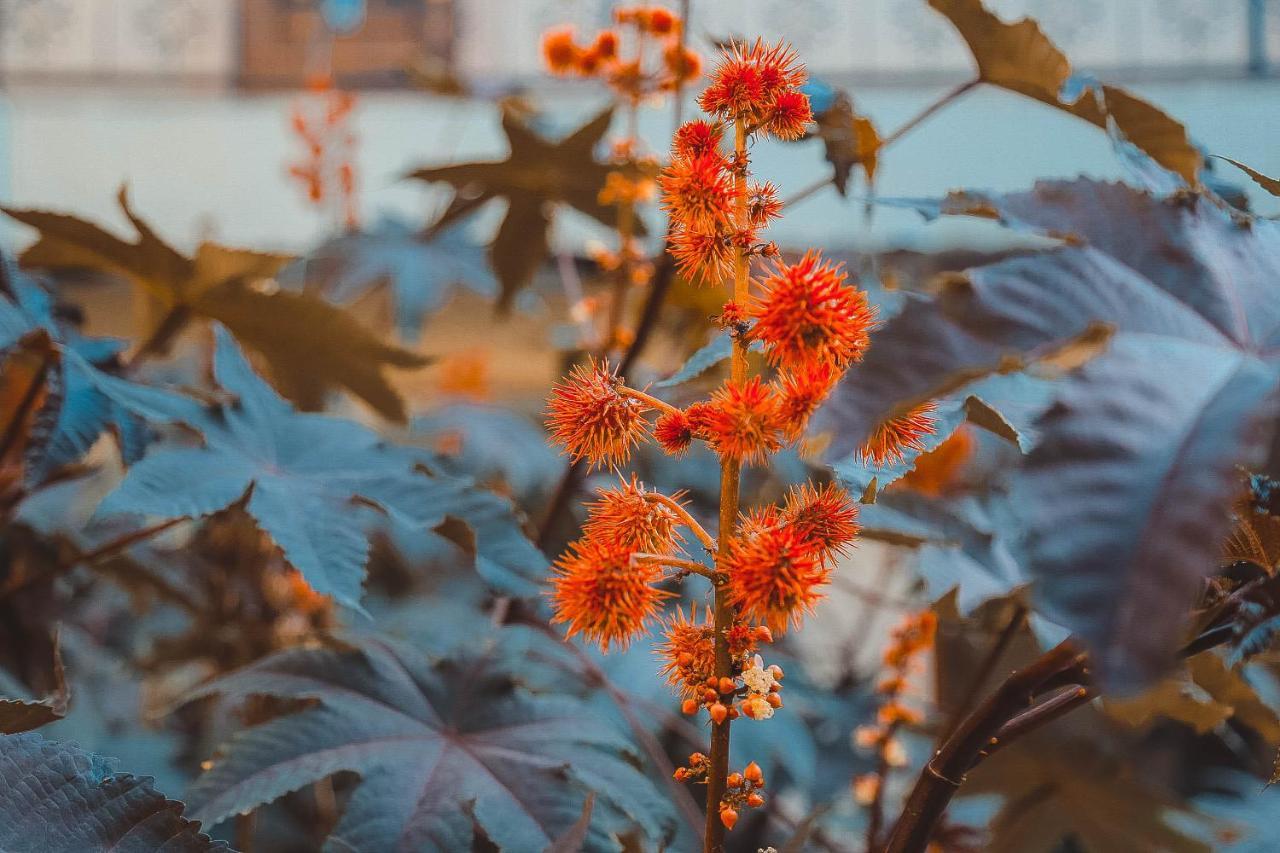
<box><xmin>0</xmin><ymin>517</ymin><xmax>187</xmax><ymax>600</ymax></box>
<box><xmin>643</xmin><ymin>491</ymin><xmax>716</xmax><ymax>551</ymax></box>
<box><xmin>619</xmin><ymin>385</ymin><xmax>682</xmax><ymax>418</ymax></box>
<box><xmin>632</xmin><ymin>552</ymin><xmax>717</xmax><ymax>580</ymax></box>
<box><xmin>880</xmin><ymin>78</ymin><xmax>981</xmax><ymax>149</ymax></box>
<box><xmin>783</xmin><ymin>77</ymin><xmax>982</xmax><ymax>210</ymax></box>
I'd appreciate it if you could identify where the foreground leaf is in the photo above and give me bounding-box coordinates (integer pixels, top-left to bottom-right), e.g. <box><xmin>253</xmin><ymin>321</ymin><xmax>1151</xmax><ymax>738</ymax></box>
<box><xmin>97</xmin><ymin>326</ymin><xmax>545</xmax><ymax>608</ymax></box>
<box><xmin>820</xmin><ymin>178</ymin><xmax>1280</xmax><ymax>689</ymax></box>
<box><xmin>928</xmin><ymin>0</ymin><xmax>1198</xmax><ymax>183</ymax></box>
<box><xmin>2</xmin><ymin>190</ymin><xmax>426</xmax><ymax>420</ymax></box>
<box><xmin>0</xmin><ymin>732</ymin><xmax>227</xmax><ymax>851</ymax></box>
<box><xmin>186</xmin><ymin>636</ymin><xmax>676</xmax><ymax>852</ymax></box>
<box><xmin>0</xmin><ymin>329</ymin><xmax>58</xmax><ymax>507</ymax></box>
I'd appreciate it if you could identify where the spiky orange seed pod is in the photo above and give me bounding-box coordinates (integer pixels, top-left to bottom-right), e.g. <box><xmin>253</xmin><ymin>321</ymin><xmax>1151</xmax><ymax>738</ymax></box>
<box><xmin>672</xmin><ymin>119</ymin><xmax>723</xmax><ymax>160</ymax></box>
<box><xmin>697</xmin><ymin>377</ymin><xmax>786</xmax><ymax>463</ymax></box>
<box><xmin>584</xmin><ymin>476</ymin><xmax>683</xmax><ymax>553</ymax></box>
<box><xmin>724</xmin><ymin>524</ymin><xmax>829</xmax><ymax>632</ymax></box>
<box><xmin>749</xmin><ymin>252</ymin><xmax>876</xmax><ymax>371</ymax></box>
<box><xmin>660</xmin><ymin>151</ymin><xmax>735</xmax><ymax>231</ymax></box>
<box><xmin>782</xmin><ymin>481</ymin><xmax>860</xmax><ymax>560</ymax></box>
<box><xmin>658</xmin><ymin>606</ymin><xmax>717</xmax><ymax>697</ymax></box>
<box><xmin>549</xmin><ymin>538</ymin><xmax>669</xmax><ymax>650</ymax></box>
<box><xmin>545</xmin><ymin>358</ymin><xmax>650</xmax><ymax>469</ymax></box>
<box><xmin>542</xmin><ymin>27</ymin><xmax>580</xmax><ymax>74</ymax></box>
<box><xmin>654</xmin><ymin>409</ymin><xmax>695</xmax><ymax>456</ymax></box>
<box><xmin>776</xmin><ymin>361</ymin><xmax>840</xmax><ymax>440</ymax></box>
<box><xmin>861</xmin><ymin>402</ymin><xmax>938</xmax><ymax>466</ymax></box>
<box><xmin>669</xmin><ymin>227</ymin><xmax>734</xmax><ymax>284</ymax></box>
<box><xmin>766</xmin><ymin>88</ymin><xmax>813</xmax><ymax>140</ymax></box>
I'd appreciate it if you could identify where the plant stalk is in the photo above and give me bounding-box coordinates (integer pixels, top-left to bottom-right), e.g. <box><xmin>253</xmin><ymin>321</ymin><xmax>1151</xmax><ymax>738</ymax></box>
<box><xmin>704</xmin><ymin>116</ymin><xmax>751</xmax><ymax>853</ymax></box>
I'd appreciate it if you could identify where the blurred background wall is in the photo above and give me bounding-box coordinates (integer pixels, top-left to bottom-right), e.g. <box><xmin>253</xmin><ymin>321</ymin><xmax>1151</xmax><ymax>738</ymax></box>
<box><xmin>1</xmin><ymin>0</ymin><xmax>1279</xmax><ymax>255</ymax></box>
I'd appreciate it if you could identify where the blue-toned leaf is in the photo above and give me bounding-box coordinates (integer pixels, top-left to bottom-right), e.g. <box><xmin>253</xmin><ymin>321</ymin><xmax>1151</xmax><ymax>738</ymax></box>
<box><xmin>97</xmin><ymin>326</ymin><xmax>546</xmax><ymax>609</ymax></box>
<box><xmin>283</xmin><ymin>216</ymin><xmax>498</xmax><ymax>343</ymax></box>
<box><xmin>186</xmin><ymin>636</ymin><xmax>676</xmax><ymax>852</ymax></box>
<box><xmin>819</xmin><ymin>179</ymin><xmax>1280</xmax><ymax>690</ymax></box>
<box><xmin>412</xmin><ymin>402</ymin><xmax>559</xmax><ymax>506</ymax></box>
<box><xmin>0</xmin><ymin>266</ymin><xmax>152</xmax><ymax>479</ymax></box>
<box><xmin>655</xmin><ymin>332</ymin><xmax>768</xmax><ymax>389</ymax></box>
<box><xmin>0</xmin><ymin>732</ymin><xmax>227</xmax><ymax>851</ymax></box>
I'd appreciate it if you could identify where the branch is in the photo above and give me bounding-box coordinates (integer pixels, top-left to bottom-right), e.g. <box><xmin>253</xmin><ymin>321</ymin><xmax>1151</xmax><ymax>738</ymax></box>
<box><xmin>632</xmin><ymin>552</ymin><xmax>718</xmax><ymax>581</ymax></box>
<box><xmin>644</xmin><ymin>491</ymin><xmax>716</xmax><ymax>551</ymax></box>
<box><xmin>883</xmin><ymin>642</ymin><xmax>1086</xmax><ymax>853</ymax></box>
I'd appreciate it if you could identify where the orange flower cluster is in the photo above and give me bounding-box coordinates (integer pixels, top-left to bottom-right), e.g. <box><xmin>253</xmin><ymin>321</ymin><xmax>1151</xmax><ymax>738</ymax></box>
<box><xmin>287</xmin><ymin>73</ymin><xmax>358</xmax><ymax>229</ymax></box>
<box><xmin>541</xmin><ymin>6</ymin><xmax>700</xmax><ymax>100</ymax></box>
<box><xmin>659</xmin><ymin>606</ymin><xmax>776</xmax><ymax>717</ymax></box>
<box><xmin>674</xmin><ymin>756</ymin><xmax>767</xmax><ymax>829</ymax></box>
<box><xmin>853</xmin><ymin>610</ymin><xmax>937</xmax><ymax>805</ymax></box>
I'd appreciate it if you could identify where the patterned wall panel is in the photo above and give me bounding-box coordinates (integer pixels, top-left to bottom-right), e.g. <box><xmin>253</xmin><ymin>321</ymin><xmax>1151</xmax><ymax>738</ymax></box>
<box><xmin>0</xmin><ymin>0</ymin><xmax>236</xmax><ymax>80</ymax></box>
<box><xmin>453</xmin><ymin>0</ymin><xmax>1267</xmax><ymax>81</ymax></box>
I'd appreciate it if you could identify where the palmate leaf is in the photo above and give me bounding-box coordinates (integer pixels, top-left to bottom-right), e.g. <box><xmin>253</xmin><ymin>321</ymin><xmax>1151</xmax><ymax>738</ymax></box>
<box><xmin>96</xmin><ymin>326</ymin><xmax>546</xmax><ymax>608</ymax></box>
<box><xmin>0</xmin><ymin>732</ymin><xmax>227</xmax><ymax>852</ymax></box>
<box><xmin>928</xmin><ymin>0</ymin><xmax>1199</xmax><ymax>184</ymax></box>
<box><xmin>282</xmin><ymin>216</ymin><xmax>498</xmax><ymax>343</ymax></box>
<box><xmin>819</xmin><ymin>178</ymin><xmax>1280</xmax><ymax>690</ymax></box>
<box><xmin>0</xmin><ymin>267</ymin><xmax>151</xmax><ymax>479</ymax></box>
<box><xmin>2</xmin><ymin>189</ymin><xmax>427</xmax><ymax>420</ymax></box>
<box><xmin>185</xmin><ymin>636</ymin><xmax>676</xmax><ymax>852</ymax></box>
<box><xmin>407</xmin><ymin>107</ymin><xmax>640</xmax><ymax>308</ymax></box>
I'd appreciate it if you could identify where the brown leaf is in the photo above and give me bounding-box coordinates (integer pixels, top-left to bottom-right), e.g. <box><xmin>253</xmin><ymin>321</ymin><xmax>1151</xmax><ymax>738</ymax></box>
<box><xmin>929</xmin><ymin>0</ymin><xmax>1199</xmax><ymax>183</ymax></box>
<box><xmin>0</xmin><ymin>630</ymin><xmax>68</xmax><ymax>734</ymax></box>
<box><xmin>1216</xmin><ymin>156</ymin><xmax>1280</xmax><ymax>198</ymax></box>
<box><xmin>0</xmin><ymin>330</ymin><xmax>58</xmax><ymax>510</ymax></box>
<box><xmin>408</xmin><ymin>106</ymin><xmax>640</xmax><ymax>307</ymax></box>
<box><xmin>1105</xmin><ymin>675</ymin><xmax>1232</xmax><ymax>735</ymax></box>
<box><xmin>2</xmin><ymin>192</ymin><xmax>427</xmax><ymax>420</ymax></box>
<box><xmin>811</xmin><ymin>90</ymin><xmax>881</xmax><ymax>194</ymax></box>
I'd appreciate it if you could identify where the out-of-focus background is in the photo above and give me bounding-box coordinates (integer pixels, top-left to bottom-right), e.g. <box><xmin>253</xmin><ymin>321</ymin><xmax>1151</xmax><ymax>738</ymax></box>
<box><xmin>2</xmin><ymin>0</ymin><xmax>1280</xmax><ymax>255</ymax></box>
